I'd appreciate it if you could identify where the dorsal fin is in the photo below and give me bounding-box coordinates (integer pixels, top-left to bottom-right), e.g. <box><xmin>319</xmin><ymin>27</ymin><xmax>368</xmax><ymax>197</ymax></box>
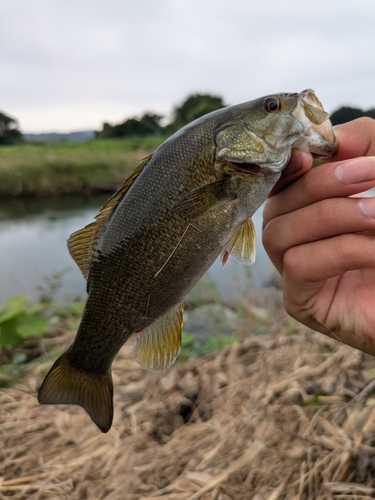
<box><xmin>68</xmin><ymin>154</ymin><xmax>152</xmax><ymax>279</ymax></box>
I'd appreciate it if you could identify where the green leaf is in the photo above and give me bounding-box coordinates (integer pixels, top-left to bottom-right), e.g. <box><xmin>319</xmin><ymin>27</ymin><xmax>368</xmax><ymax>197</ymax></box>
<box><xmin>17</xmin><ymin>314</ymin><xmax>48</xmax><ymax>338</ymax></box>
<box><xmin>0</xmin><ymin>295</ymin><xmax>30</xmax><ymax>324</ymax></box>
<box><xmin>64</xmin><ymin>301</ymin><xmax>84</xmax><ymax>317</ymax></box>
<box><xmin>67</xmin><ymin>319</ymin><xmax>81</xmax><ymax>331</ymax></box>
<box><xmin>0</xmin><ymin>319</ymin><xmax>23</xmax><ymax>348</ymax></box>
<box><xmin>181</xmin><ymin>331</ymin><xmax>195</xmax><ymax>346</ymax></box>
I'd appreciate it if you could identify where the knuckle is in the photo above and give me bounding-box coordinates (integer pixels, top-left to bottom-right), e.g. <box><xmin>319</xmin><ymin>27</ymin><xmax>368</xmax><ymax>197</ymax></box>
<box><xmin>282</xmin><ymin>297</ymin><xmax>295</xmax><ymax>319</ymax></box>
<box><xmin>262</xmin><ymin>198</ymin><xmax>276</xmax><ymax>226</ymax></box>
<box><xmin>314</xmin><ymin>199</ymin><xmax>336</xmax><ymax>225</ymax></box>
<box><xmin>282</xmin><ymin>247</ymin><xmax>302</xmax><ymax>279</ymax></box>
<box><xmin>356</xmin><ymin>116</ymin><xmax>375</xmax><ymax>128</ymax></box>
<box><xmin>262</xmin><ymin>217</ymin><xmax>284</xmax><ymax>255</ymax></box>
<box><xmin>332</xmin><ymin>234</ymin><xmax>367</xmax><ymax>268</ymax></box>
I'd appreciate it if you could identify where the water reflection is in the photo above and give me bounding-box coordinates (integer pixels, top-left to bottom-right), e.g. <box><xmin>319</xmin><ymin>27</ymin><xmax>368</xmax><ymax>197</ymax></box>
<box><xmin>0</xmin><ymin>195</ymin><xmax>275</xmax><ymax>302</ymax></box>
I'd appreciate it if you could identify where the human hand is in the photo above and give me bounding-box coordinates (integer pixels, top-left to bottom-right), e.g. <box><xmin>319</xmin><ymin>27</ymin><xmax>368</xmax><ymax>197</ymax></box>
<box><xmin>262</xmin><ymin>118</ymin><xmax>375</xmax><ymax>355</ymax></box>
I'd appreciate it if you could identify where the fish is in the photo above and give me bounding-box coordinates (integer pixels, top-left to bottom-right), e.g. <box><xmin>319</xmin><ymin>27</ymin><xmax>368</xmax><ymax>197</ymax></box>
<box><xmin>38</xmin><ymin>89</ymin><xmax>337</xmax><ymax>433</ymax></box>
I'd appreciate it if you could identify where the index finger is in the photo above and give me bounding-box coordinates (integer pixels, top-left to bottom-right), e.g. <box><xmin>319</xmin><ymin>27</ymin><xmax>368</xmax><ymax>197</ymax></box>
<box><xmin>268</xmin><ymin>148</ymin><xmax>313</xmax><ymax>197</ymax></box>
<box><xmin>326</xmin><ymin>117</ymin><xmax>375</xmax><ymax>161</ymax></box>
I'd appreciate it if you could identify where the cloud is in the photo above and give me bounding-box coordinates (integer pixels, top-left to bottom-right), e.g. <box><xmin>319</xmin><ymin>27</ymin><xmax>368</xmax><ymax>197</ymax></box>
<box><xmin>1</xmin><ymin>0</ymin><xmax>374</xmax><ymax>132</ymax></box>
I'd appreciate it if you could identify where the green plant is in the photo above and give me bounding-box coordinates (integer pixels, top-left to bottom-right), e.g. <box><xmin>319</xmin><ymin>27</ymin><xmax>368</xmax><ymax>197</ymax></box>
<box><xmin>304</xmin><ymin>390</ymin><xmax>327</xmax><ymax>407</ymax></box>
<box><xmin>0</xmin><ymin>295</ymin><xmax>48</xmax><ymax>349</ymax></box>
<box><xmin>178</xmin><ymin>330</ymin><xmax>235</xmax><ymax>363</ymax></box>
<box><xmin>187</xmin><ymin>275</ymin><xmax>222</xmax><ymax>308</ymax></box>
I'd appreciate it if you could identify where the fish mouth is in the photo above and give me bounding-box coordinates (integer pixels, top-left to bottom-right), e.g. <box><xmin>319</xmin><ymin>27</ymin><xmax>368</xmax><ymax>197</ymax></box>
<box><xmin>293</xmin><ymin>89</ymin><xmax>337</xmax><ymax>158</ymax></box>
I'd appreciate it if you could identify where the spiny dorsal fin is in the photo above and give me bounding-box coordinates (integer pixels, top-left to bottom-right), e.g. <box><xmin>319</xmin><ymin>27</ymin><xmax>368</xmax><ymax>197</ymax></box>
<box><xmin>68</xmin><ymin>154</ymin><xmax>153</xmax><ymax>279</ymax></box>
<box><xmin>220</xmin><ymin>217</ymin><xmax>256</xmax><ymax>267</ymax></box>
<box><xmin>134</xmin><ymin>301</ymin><xmax>184</xmax><ymax>371</ymax></box>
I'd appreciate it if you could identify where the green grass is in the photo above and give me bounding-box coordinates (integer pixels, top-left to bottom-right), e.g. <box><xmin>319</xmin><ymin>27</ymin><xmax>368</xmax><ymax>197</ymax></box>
<box><xmin>0</xmin><ymin>136</ymin><xmax>167</xmax><ymax>197</ymax></box>
<box><xmin>0</xmin><ymin>291</ymin><xmax>237</xmax><ymax>387</ymax></box>
<box><xmin>178</xmin><ymin>330</ymin><xmax>235</xmax><ymax>363</ymax></box>
<box><xmin>0</xmin><ymin>293</ymin><xmax>83</xmax><ymax>387</ymax></box>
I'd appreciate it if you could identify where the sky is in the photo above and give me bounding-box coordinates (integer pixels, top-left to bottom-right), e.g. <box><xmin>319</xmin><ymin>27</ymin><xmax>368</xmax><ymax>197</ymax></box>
<box><xmin>1</xmin><ymin>0</ymin><xmax>375</xmax><ymax>134</ymax></box>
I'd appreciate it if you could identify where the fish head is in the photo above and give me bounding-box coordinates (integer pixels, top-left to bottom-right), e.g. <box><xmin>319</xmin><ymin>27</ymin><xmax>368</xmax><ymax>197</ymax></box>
<box><xmin>215</xmin><ymin>89</ymin><xmax>337</xmax><ymax>175</ymax></box>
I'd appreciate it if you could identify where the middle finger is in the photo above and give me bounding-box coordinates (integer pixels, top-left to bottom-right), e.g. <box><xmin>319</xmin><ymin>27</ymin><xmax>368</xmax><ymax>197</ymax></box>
<box><xmin>262</xmin><ymin>195</ymin><xmax>375</xmax><ymax>273</ymax></box>
<box><xmin>263</xmin><ymin>156</ymin><xmax>375</xmax><ymax>226</ymax></box>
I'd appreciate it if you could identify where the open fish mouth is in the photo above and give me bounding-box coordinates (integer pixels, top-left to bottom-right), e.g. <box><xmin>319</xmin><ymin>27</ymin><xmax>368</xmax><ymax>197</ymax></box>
<box><xmin>293</xmin><ymin>89</ymin><xmax>337</xmax><ymax>158</ymax></box>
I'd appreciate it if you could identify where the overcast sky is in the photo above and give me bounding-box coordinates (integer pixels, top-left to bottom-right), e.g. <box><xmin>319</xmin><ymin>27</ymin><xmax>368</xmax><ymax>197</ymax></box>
<box><xmin>1</xmin><ymin>0</ymin><xmax>374</xmax><ymax>133</ymax></box>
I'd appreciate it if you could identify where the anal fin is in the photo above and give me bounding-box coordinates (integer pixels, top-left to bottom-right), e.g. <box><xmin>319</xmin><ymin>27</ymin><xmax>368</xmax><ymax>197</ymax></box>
<box><xmin>134</xmin><ymin>302</ymin><xmax>184</xmax><ymax>371</ymax></box>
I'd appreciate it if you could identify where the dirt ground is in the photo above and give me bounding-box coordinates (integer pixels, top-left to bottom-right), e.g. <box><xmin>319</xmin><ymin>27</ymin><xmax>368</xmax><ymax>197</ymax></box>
<box><xmin>2</xmin><ymin>317</ymin><xmax>375</xmax><ymax>500</ymax></box>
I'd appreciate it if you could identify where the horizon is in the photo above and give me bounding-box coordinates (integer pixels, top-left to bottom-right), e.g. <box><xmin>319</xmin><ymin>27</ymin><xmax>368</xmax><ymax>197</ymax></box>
<box><xmin>16</xmin><ymin>98</ymin><xmax>375</xmax><ymax>136</ymax></box>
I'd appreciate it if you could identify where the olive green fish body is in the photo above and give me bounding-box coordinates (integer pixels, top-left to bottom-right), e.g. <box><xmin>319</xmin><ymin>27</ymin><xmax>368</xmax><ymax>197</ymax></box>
<box><xmin>38</xmin><ymin>90</ymin><xmax>337</xmax><ymax>432</ymax></box>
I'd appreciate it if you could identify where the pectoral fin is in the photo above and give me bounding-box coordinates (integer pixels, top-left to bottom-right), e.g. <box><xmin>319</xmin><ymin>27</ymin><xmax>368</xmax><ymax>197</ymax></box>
<box><xmin>134</xmin><ymin>302</ymin><xmax>184</xmax><ymax>371</ymax></box>
<box><xmin>220</xmin><ymin>218</ymin><xmax>256</xmax><ymax>267</ymax></box>
<box><xmin>173</xmin><ymin>178</ymin><xmax>236</xmax><ymax>218</ymax></box>
<box><xmin>68</xmin><ymin>155</ymin><xmax>152</xmax><ymax>279</ymax></box>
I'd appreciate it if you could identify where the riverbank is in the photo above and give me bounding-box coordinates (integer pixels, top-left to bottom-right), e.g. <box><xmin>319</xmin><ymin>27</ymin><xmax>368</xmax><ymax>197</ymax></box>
<box><xmin>2</xmin><ymin>309</ymin><xmax>375</xmax><ymax>498</ymax></box>
<box><xmin>0</xmin><ymin>136</ymin><xmax>167</xmax><ymax>198</ymax></box>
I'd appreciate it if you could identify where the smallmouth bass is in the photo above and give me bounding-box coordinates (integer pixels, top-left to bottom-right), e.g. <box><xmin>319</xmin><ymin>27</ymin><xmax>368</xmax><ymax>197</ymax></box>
<box><xmin>38</xmin><ymin>89</ymin><xmax>336</xmax><ymax>432</ymax></box>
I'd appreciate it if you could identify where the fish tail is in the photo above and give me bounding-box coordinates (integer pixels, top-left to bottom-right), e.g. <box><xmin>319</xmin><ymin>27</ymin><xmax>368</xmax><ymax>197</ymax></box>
<box><xmin>38</xmin><ymin>351</ymin><xmax>113</xmax><ymax>433</ymax></box>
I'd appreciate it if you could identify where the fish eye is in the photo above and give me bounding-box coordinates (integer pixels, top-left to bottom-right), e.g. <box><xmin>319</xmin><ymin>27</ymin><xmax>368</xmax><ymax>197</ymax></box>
<box><xmin>264</xmin><ymin>97</ymin><xmax>281</xmax><ymax>113</ymax></box>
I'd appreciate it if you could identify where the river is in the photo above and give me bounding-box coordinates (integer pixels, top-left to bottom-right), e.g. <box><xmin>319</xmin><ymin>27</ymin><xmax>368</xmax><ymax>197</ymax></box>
<box><xmin>0</xmin><ymin>195</ymin><xmax>276</xmax><ymax>303</ymax></box>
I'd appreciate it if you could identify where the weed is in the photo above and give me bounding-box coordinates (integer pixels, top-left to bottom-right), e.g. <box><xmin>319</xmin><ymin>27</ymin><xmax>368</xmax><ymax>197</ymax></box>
<box><xmin>178</xmin><ymin>330</ymin><xmax>235</xmax><ymax>363</ymax></box>
<box><xmin>0</xmin><ymin>295</ymin><xmax>48</xmax><ymax>350</ymax></box>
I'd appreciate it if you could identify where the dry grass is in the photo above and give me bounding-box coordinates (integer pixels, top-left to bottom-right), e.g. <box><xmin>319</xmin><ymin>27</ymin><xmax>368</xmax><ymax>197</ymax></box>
<box><xmin>1</xmin><ymin>319</ymin><xmax>375</xmax><ymax>499</ymax></box>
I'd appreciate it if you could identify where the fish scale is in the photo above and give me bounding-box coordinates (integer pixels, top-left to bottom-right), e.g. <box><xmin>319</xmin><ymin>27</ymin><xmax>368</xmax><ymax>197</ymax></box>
<box><xmin>38</xmin><ymin>89</ymin><xmax>337</xmax><ymax>432</ymax></box>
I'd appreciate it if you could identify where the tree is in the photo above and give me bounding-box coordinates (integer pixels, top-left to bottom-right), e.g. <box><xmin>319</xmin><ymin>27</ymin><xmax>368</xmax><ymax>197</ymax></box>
<box><xmin>0</xmin><ymin>112</ymin><xmax>23</xmax><ymax>145</ymax></box>
<box><xmin>97</xmin><ymin>112</ymin><xmax>163</xmax><ymax>139</ymax></box>
<box><xmin>330</xmin><ymin>106</ymin><xmax>375</xmax><ymax>126</ymax></box>
<box><xmin>167</xmin><ymin>93</ymin><xmax>226</xmax><ymax>132</ymax></box>
<box><xmin>96</xmin><ymin>93</ymin><xmax>227</xmax><ymax>139</ymax></box>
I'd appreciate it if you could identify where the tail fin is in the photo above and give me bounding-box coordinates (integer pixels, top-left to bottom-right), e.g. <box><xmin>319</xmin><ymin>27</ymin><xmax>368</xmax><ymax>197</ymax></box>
<box><xmin>38</xmin><ymin>351</ymin><xmax>113</xmax><ymax>433</ymax></box>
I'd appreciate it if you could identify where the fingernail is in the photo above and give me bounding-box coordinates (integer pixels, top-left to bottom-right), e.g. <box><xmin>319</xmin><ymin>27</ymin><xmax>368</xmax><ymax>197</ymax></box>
<box><xmin>334</xmin><ymin>157</ymin><xmax>375</xmax><ymax>184</ymax></box>
<box><xmin>359</xmin><ymin>198</ymin><xmax>375</xmax><ymax>219</ymax></box>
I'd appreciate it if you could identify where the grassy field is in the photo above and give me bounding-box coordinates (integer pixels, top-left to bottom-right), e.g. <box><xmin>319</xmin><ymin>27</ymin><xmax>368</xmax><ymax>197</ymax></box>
<box><xmin>0</xmin><ymin>136</ymin><xmax>167</xmax><ymax>197</ymax></box>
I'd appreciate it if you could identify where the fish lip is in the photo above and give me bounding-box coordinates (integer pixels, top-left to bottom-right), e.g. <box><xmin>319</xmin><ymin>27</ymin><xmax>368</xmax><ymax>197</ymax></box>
<box><xmin>311</xmin><ymin>148</ymin><xmax>336</xmax><ymax>159</ymax></box>
<box><xmin>292</xmin><ymin>90</ymin><xmax>337</xmax><ymax>158</ymax></box>
<box><xmin>293</xmin><ymin>133</ymin><xmax>337</xmax><ymax>158</ymax></box>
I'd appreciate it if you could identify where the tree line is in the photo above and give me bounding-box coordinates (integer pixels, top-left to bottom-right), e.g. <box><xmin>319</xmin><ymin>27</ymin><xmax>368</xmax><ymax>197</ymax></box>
<box><xmin>95</xmin><ymin>93</ymin><xmax>226</xmax><ymax>139</ymax></box>
<box><xmin>0</xmin><ymin>112</ymin><xmax>23</xmax><ymax>145</ymax></box>
<box><xmin>1</xmin><ymin>94</ymin><xmax>375</xmax><ymax>145</ymax></box>
<box><xmin>95</xmin><ymin>96</ymin><xmax>375</xmax><ymax>138</ymax></box>
<box><xmin>329</xmin><ymin>106</ymin><xmax>375</xmax><ymax>126</ymax></box>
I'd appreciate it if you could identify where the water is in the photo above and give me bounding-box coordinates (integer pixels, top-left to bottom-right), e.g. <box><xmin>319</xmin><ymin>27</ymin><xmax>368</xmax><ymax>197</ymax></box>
<box><xmin>0</xmin><ymin>195</ymin><xmax>276</xmax><ymax>302</ymax></box>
